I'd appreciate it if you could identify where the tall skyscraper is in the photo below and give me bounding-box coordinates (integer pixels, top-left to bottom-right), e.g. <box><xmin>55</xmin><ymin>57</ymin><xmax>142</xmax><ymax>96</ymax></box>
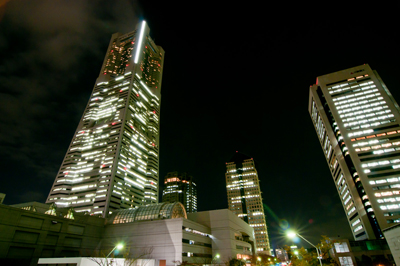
<box><xmin>309</xmin><ymin>64</ymin><xmax>400</xmax><ymax>240</ymax></box>
<box><xmin>225</xmin><ymin>152</ymin><xmax>271</xmax><ymax>254</ymax></box>
<box><xmin>46</xmin><ymin>21</ymin><xmax>164</xmax><ymax>217</ymax></box>
<box><xmin>162</xmin><ymin>171</ymin><xmax>197</xmax><ymax>213</ymax></box>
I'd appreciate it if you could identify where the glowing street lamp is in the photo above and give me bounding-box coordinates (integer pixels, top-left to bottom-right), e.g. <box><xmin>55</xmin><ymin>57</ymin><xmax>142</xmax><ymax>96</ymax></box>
<box><xmin>286</xmin><ymin>231</ymin><xmax>322</xmax><ymax>266</ymax></box>
<box><xmin>106</xmin><ymin>243</ymin><xmax>124</xmax><ymax>263</ymax></box>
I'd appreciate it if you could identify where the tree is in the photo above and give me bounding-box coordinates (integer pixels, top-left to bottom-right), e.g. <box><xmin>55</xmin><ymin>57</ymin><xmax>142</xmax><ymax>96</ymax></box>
<box><xmin>222</xmin><ymin>257</ymin><xmax>246</xmax><ymax>266</ymax></box>
<box><xmin>88</xmin><ymin>249</ymin><xmax>117</xmax><ymax>266</ymax></box>
<box><xmin>89</xmin><ymin>246</ymin><xmax>154</xmax><ymax>266</ymax></box>
<box><xmin>284</xmin><ymin>236</ymin><xmax>338</xmax><ymax>266</ymax></box>
<box><xmin>316</xmin><ymin>236</ymin><xmax>339</xmax><ymax>266</ymax></box>
<box><xmin>124</xmin><ymin>246</ymin><xmax>154</xmax><ymax>266</ymax></box>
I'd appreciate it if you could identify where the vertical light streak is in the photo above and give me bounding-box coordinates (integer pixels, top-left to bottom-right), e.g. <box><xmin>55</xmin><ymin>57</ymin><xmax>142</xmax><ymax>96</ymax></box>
<box><xmin>134</xmin><ymin>21</ymin><xmax>146</xmax><ymax>64</ymax></box>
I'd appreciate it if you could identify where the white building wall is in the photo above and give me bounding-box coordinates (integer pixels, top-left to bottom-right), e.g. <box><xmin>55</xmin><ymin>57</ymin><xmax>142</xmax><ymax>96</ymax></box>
<box><xmin>383</xmin><ymin>225</ymin><xmax>400</xmax><ymax>266</ymax></box>
<box><xmin>102</xmin><ymin>218</ymin><xmax>183</xmax><ymax>266</ymax></box>
<box><xmin>187</xmin><ymin>209</ymin><xmax>256</xmax><ymax>263</ymax></box>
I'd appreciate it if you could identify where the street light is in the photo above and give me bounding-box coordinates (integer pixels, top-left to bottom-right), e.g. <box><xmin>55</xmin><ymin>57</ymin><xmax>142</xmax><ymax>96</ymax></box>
<box><xmin>286</xmin><ymin>231</ymin><xmax>322</xmax><ymax>266</ymax></box>
<box><xmin>105</xmin><ymin>243</ymin><xmax>124</xmax><ymax>265</ymax></box>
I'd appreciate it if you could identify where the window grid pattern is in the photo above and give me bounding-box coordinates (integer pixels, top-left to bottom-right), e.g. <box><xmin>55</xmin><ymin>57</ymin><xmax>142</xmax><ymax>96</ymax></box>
<box><xmin>46</xmin><ymin>22</ymin><xmax>164</xmax><ymax>217</ymax></box>
<box><xmin>226</xmin><ymin>156</ymin><xmax>270</xmax><ymax>254</ymax></box>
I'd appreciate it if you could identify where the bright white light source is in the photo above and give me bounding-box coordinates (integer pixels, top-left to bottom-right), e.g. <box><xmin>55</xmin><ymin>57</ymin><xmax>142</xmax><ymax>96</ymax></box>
<box><xmin>134</xmin><ymin>21</ymin><xmax>146</xmax><ymax>64</ymax></box>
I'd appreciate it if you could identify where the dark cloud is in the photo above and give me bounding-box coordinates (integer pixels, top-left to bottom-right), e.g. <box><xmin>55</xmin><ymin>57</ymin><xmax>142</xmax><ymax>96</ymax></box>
<box><xmin>1</xmin><ymin>0</ymin><xmax>399</xmax><ymax>250</ymax></box>
<box><xmin>0</xmin><ymin>0</ymin><xmax>142</xmax><ymax>204</ymax></box>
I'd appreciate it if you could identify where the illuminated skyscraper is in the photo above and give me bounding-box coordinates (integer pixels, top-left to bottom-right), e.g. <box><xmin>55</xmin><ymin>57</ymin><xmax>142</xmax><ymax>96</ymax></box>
<box><xmin>46</xmin><ymin>21</ymin><xmax>164</xmax><ymax>217</ymax></box>
<box><xmin>309</xmin><ymin>64</ymin><xmax>400</xmax><ymax>240</ymax></box>
<box><xmin>225</xmin><ymin>152</ymin><xmax>271</xmax><ymax>254</ymax></box>
<box><xmin>162</xmin><ymin>171</ymin><xmax>197</xmax><ymax>213</ymax></box>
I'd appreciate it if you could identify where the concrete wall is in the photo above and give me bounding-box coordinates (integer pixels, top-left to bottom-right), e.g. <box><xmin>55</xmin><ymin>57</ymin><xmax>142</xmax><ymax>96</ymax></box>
<box><xmin>0</xmin><ymin>204</ymin><xmax>254</xmax><ymax>266</ymax></box>
<box><xmin>383</xmin><ymin>225</ymin><xmax>400</xmax><ymax>266</ymax></box>
<box><xmin>182</xmin><ymin>217</ymin><xmax>212</xmax><ymax>264</ymax></box>
<box><xmin>102</xmin><ymin>218</ymin><xmax>184</xmax><ymax>266</ymax></box>
<box><xmin>0</xmin><ymin>204</ymin><xmax>104</xmax><ymax>266</ymax></box>
<box><xmin>38</xmin><ymin>257</ymin><xmax>126</xmax><ymax>266</ymax></box>
<box><xmin>187</xmin><ymin>209</ymin><xmax>255</xmax><ymax>263</ymax></box>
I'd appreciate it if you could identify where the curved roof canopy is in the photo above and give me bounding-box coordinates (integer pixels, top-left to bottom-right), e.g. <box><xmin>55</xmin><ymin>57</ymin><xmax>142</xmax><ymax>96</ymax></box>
<box><xmin>112</xmin><ymin>202</ymin><xmax>187</xmax><ymax>224</ymax></box>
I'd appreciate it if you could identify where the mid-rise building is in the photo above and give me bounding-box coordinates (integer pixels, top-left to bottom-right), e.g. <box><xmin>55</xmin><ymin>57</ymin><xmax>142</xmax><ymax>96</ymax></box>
<box><xmin>330</xmin><ymin>238</ymin><xmax>392</xmax><ymax>266</ymax></box>
<box><xmin>275</xmin><ymin>248</ymin><xmax>289</xmax><ymax>262</ymax></box>
<box><xmin>46</xmin><ymin>21</ymin><xmax>164</xmax><ymax>217</ymax></box>
<box><xmin>0</xmin><ymin>202</ymin><xmax>256</xmax><ymax>266</ymax></box>
<box><xmin>309</xmin><ymin>64</ymin><xmax>400</xmax><ymax>240</ymax></box>
<box><xmin>162</xmin><ymin>171</ymin><xmax>197</xmax><ymax>213</ymax></box>
<box><xmin>225</xmin><ymin>152</ymin><xmax>271</xmax><ymax>254</ymax></box>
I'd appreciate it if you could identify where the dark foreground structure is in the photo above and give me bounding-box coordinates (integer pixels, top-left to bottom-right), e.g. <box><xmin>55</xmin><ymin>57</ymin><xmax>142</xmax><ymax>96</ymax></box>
<box><xmin>0</xmin><ymin>202</ymin><xmax>257</xmax><ymax>266</ymax></box>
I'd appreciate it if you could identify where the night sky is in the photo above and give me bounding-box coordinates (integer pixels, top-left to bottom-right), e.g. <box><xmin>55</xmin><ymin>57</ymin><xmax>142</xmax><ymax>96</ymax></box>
<box><xmin>1</xmin><ymin>0</ymin><xmax>400</xmax><ymax>249</ymax></box>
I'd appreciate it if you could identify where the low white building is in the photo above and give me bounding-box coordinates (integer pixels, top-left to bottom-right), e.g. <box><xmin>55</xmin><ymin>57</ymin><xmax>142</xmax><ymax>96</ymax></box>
<box><xmin>1</xmin><ymin>202</ymin><xmax>256</xmax><ymax>266</ymax></box>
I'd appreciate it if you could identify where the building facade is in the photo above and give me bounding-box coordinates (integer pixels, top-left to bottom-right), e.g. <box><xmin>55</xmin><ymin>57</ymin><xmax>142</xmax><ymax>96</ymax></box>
<box><xmin>274</xmin><ymin>248</ymin><xmax>289</xmax><ymax>262</ymax></box>
<box><xmin>309</xmin><ymin>64</ymin><xmax>400</xmax><ymax>240</ymax></box>
<box><xmin>0</xmin><ymin>202</ymin><xmax>256</xmax><ymax>266</ymax></box>
<box><xmin>225</xmin><ymin>152</ymin><xmax>271</xmax><ymax>254</ymax></box>
<box><xmin>46</xmin><ymin>21</ymin><xmax>164</xmax><ymax>217</ymax></box>
<box><xmin>330</xmin><ymin>239</ymin><xmax>392</xmax><ymax>266</ymax></box>
<box><xmin>162</xmin><ymin>172</ymin><xmax>197</xmax><ymax>213</ymax></box>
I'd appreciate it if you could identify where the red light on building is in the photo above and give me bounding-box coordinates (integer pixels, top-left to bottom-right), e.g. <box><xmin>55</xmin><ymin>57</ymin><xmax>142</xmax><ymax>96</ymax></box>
<box><xmin>124</xmin><ymin>167</ymin><xmax>127</xmax><ymax>170</ymax></box>
<box><xmin>153</xmin><ymin>110</ymin><xmax>156</xmax><ymax>114</ymax></box>
<box><xmin>137</xmin><ymin>94</ymin><xmax>139</xmax><ymax>97</ymax></box>
<box><xmin>120</xmin><ymin>90</ymin><xmax>122</xmax><ymax>92</ymax></box>
<box><xmin>112</xmin><ymin>122</ymin><xmax>116</xmax><ymax>125</ymax></box>
<box><xmin>152</xmin><ymin>143</ymin><xmax>155</xmax><ymax>146</ymax></box>
<box><xmin>126</xmin><ymin>64</ymin><xmax>129</xmax><ymax>67</ymax></box>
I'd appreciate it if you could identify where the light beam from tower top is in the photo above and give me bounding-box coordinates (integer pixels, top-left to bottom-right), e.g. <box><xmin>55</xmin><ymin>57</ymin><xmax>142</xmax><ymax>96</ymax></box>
<box><xmin>134</xmin><ymin>21</ymin><xmax>146</xmax><ymax>64</ymax></box>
